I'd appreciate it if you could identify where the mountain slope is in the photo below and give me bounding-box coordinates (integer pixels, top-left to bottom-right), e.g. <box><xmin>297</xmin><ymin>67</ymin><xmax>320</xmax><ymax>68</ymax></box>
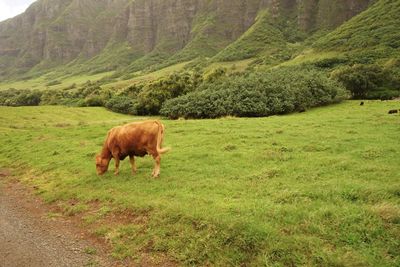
<box><xmin>314</xmin><ymin>0</ymin><xmax>400</xmax><ymax>59</ymax></box>
<box><xmin>213</xmin><ymin>9</ymin><xmax>286</xmax><ymax>62</ymax></box>
<box><xmin>0</xmin><ymin>0</ymin><xmax>377</xmax><ymax>80</ymax></box>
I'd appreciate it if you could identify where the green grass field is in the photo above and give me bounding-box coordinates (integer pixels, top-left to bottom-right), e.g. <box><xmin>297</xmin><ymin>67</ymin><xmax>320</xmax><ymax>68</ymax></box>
<box><xmin>0</xmin><ymin>101</ymin><xmax>399</xmax><ymax>266</ymax></box>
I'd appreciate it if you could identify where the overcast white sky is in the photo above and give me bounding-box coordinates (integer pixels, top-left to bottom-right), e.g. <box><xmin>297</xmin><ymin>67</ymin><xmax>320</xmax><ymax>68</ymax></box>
<box><xmin>0</xmin><ymin>0</ymin><xmax>36</xmax><ymax>22</ymax></box>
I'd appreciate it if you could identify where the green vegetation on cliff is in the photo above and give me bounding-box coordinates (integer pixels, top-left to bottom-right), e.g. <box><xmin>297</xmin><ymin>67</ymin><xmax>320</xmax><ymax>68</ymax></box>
<box><xmin>0</xmin><ymin>0</ymin><xmax>374</xmax><ymax>81</ymax></box>
<box><xmin>314</xmin><ymin>0</ymin><xmax>400</xmax><ymax>59</ymax></box>
<box><xmin>213</xmin><ymin>10</ymin><xmax>287</xmax><ymax>62</ymax></box>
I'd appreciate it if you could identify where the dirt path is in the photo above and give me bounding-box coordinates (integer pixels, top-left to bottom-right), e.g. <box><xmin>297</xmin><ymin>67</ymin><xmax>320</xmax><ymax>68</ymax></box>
<box><xmin>0</xmin><ymin>175</ymin><xmax>114</xmax><ymax>267</ymax></box>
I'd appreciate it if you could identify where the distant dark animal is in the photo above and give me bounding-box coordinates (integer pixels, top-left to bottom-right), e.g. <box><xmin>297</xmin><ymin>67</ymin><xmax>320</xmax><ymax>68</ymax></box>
<box><xmin>298</xmin><ymin>108</ymin><xmax>306</xmax><ymax>113</ymax></box>
<box><xmin>96</xmin><ymin>120</ymin><xmax>170</xmax><ymax>177</ymax></box>
<box><xmin>388</xmin><ymin>109</ymin><xmax>399</xmax><ymax>114</ymax></box>
<box><xmin>360</xmin><ymin>101</ymin><xmax>364</xmax><ymax>106</ymax></box>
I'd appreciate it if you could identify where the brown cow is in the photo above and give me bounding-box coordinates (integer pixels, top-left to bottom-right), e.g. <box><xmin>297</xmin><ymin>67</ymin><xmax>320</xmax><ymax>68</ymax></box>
<box><xmin>96</xmin><ymin>120</ymin><xmax>170</xmax><ymax>177</ymax></box>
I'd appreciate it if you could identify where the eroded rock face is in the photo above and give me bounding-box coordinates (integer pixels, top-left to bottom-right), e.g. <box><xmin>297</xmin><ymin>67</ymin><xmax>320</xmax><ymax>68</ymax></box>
<box><xmin>0</xmin><ymin>0</ymin><xmax>372</xmax><ymax>76</ymax></box>
<box><xmin>121</xmin><ymin>0</ymin><xmax>266</xmax><ymax>54</ymax></box>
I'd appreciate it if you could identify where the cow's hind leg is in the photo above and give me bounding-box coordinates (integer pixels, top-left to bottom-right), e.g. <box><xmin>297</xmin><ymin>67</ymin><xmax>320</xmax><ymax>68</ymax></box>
<box><xmin>129</xmin><ymin>155</ymin><xmax>137</xmax><ymax>175</ymax></box>
<box><xmin>152</xmin><ymin>154</ymin><xmax>161</xmax><ymax>178</ymax></box>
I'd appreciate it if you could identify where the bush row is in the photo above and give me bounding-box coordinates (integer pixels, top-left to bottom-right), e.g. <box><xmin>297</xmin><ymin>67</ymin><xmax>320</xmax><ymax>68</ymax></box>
<box><xmin>0</xmin><ymin>71</ymin><xmax>203</xmax><ymax>115</ymax></box>
<box><xmin>105</xmin><ymin>71</ymin><xmax>203</xmax><ymax>115</ymax></box>
<box><xmin>160</xmin><ymin>67</ymin><xmax>348</xmax><ymax>119</ymax></box>
<box><xmin>3</xmin><ymin>63</ymin><xmax>398</xmax><ymax>118</ymax></box>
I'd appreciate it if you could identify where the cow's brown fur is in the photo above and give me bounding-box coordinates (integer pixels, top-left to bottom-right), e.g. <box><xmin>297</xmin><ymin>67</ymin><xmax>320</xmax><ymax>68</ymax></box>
<box><xmin>96</xmin><ymin>120</ymin><xmax>170</xmax><ymax>177</ymax></box>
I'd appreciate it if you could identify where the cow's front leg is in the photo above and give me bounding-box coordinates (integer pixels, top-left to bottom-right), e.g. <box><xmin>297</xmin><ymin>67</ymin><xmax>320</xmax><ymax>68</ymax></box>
<box><xmin>152</xmin><ymin>154</ymin><xmax>161</xmax><ymax>178</ymax></box>
<box><xmin>114</xmin><ymin>158</ymin><xmax>120</xmax><ymax>175</ymax></box>
<box><xmin>129</xmin><ymin>155</ymin><xmax>137</xmax><ymax>175</ymax></box>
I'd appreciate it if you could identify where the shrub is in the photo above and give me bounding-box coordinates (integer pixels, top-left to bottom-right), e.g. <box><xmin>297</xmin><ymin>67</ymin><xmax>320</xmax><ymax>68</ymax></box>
<box><xmin>332</xmin><ymin>64</ymin><xmax>400</xmax><ymax>99</ymax></box>
<box><xmin>134</xmin><ymin>71</ymin><xmax>203</xmax><ymax>115</ymax></box>
<box><xmin>205</xmin><ymin>67</ymin><xmax>227</xmax><ymax>83</ymax></box>
<box><xmin>136</xmin><ymin>85</ymin><xmax>173</xmax><ymax>115</ymax></box>
<box><xmin>40</xmin><ymin>90</ymin><xmax>65</xmax><ymax>105</ymax></box>
<box><xmin>105</xmin><ymin>96</ymin><xmax>137</xmax><ymax>115</ymax></box>
<box><xmin>16</xmin><ymin>91</ymin><xmax>42</xmax><ymax>106</ymax></box>
<box><xmin>161</xmin><ymin>67</ymin><xmax>348</xmax><ymax>119</ymax></box>
<box><xmin>40</xmin><ymin>83</ymin><xmax>114</xmax><ymax>107</ymax></box>
<box><xmin>0</xmin><ymin>89</ymin><xmax>42</xmax><ymax>106</ymax></box>
<box><xmin>313</xmin><ymin>57</ymin><xmax>349</xmax><ymax>69</ymax></box>
<box><xmin>84</xmin><ymin>96</ymin><xmax>104</xmax><ymax>107</ymax></box>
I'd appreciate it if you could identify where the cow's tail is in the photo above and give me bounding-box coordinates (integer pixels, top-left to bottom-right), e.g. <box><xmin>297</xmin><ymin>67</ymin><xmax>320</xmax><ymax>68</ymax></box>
<box><xmin>156</xmin><ymin>121</ymin><xmax>171</xmax><ymax>154</ymax></box>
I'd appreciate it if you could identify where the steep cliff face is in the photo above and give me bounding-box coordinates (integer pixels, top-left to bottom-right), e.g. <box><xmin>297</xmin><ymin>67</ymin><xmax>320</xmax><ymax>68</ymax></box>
<box><xmin>125</xmin><ymin>0</ymin><xmax>198</xmax><ymax>54</ymax></box>
<box><xmin>0</xmin><ymin>0</ymin><xmax>129</xmax><ymax>76</ymax></box>
<box><xmin>0</xmin><ymin>0</ymin><xmax>73</xmax><ymax>74</ymax></box>
<box><xmin>0</xmin><ymin>0</ymin><xmax>374</xmax><ymax>78</ymax></box>
<box><xmin>297</xmin><ymin>0</ymin><xmax>373</xmax><ymax>32</ymax></box>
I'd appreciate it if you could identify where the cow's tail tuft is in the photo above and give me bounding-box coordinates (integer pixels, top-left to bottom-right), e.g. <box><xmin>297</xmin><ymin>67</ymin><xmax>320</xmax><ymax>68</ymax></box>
<box><xmin>156</xmin><ymin>121</ymin><xmax>171</xmax><ymax>154</ymax></box>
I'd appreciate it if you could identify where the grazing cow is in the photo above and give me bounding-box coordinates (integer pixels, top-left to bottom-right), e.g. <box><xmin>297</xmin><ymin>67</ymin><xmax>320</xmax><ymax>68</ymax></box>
<box><xmin>388</xmin><ymin>109</ymin><xmax>399</xmax><ymax>114</ymax></box>
<box><xmin>96</xmin><ymin>120</ymin><xmax>170</xmax><ymax>177</ymax></box>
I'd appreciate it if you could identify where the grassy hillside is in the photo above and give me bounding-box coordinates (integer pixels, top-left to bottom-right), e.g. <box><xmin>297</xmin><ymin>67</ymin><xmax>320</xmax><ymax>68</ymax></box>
<box><xmin>0</xmin><ymin>59</ymin><xmax>246</xmax><ymax>92</ymax></box>
<box><xmin>314</xmin><ymin>0</ymin><xmax>400</xmax><ymax>60</ymax></box>
<box><xmin>0</xmin><ymin>0</ymin><xmax>376</xmax><ymax>84</ymax></box>
<box><xmin>213</xmin><ymin>10</ymin><xmax>287</xmax><ymax>62</ymax></box>
<box><xmin>1</xmin><ymin>102</ymin><xmax>399</xmax><ymax>266</ymax></box>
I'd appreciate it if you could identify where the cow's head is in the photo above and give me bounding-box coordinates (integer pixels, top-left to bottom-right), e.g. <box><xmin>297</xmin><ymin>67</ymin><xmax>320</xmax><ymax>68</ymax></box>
<box><xmin>95</xmin><ymin>155</ymin><xmax>109</xmax><ymax>175</ymax></box>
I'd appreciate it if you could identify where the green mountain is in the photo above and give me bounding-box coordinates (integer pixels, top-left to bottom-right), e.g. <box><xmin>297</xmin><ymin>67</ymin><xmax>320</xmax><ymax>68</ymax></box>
<box><xmin>0</xmin><ymin>0</ymin><xmax>376</xmax><ymax>80</ymax></box>
<box><xmin>314</xmin><ymin>0</ymin><xmax>400</xmax><ymax>60</ymax></box>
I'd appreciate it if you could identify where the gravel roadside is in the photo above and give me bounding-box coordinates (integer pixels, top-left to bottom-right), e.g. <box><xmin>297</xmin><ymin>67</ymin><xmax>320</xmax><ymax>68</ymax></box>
<box><xmin>0</xmin><ymin>175</ymin><xmax>113</xmax><ymax>267</ymax></box>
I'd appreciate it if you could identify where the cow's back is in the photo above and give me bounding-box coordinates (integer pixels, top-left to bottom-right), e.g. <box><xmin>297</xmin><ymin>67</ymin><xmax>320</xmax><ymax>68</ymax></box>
<box><xmin>108</xmin><ymin>121</ymin><xmax>160</xmax><ymax>158</ymax></box>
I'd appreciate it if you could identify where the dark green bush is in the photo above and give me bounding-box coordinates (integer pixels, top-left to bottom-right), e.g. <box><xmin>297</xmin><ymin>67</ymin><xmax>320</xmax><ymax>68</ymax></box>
<box><xmin>136</xmin><ymin>85</ymin><xmax>172</xmax><ymax>115</ymax></box>
<box><xmin>134</xmin><ymin>71</ymin><xmax>203</xmax><ymax>115</ymax></box>
<box><xmin>313</xmin><ymin>57</ymin><xmax>349</xmax><ymax>68</ymax></box>
<box><xmin>105</xmin><ymin>96</ymin><xmax>137</xmax><ymax>115</ymax></box>
<box><xmin>16</xmin><ymin>91</ymin><xmax>42</xmax><ymax>106</ymax></box>
<box><xmin>40</xmin><ymin>90</ymin><xmax>65</xmax><ymax>105</ymax></box>
<box><xmin>332</xmin><ymin>64</ymin><xmax>400</xmax><ymax>99</ymax></box>
<box><xmin>161</xmin><ymin>67</ymin><xmax>348</xmax><ymax>119</ymax></box>
<box><xmin>84</xmin><ymin>96</ymin><xmax>104</xmax><ymax>107</ymax></box>
<box><xmin>0</xmin><ymin>89</ymin><xmax>42</xmax><ymax>106</ymax></box>
<box><xmin>121</xmin><ymin>84</ymin><xmax>143</xmax><ymax>98</ymax></box>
